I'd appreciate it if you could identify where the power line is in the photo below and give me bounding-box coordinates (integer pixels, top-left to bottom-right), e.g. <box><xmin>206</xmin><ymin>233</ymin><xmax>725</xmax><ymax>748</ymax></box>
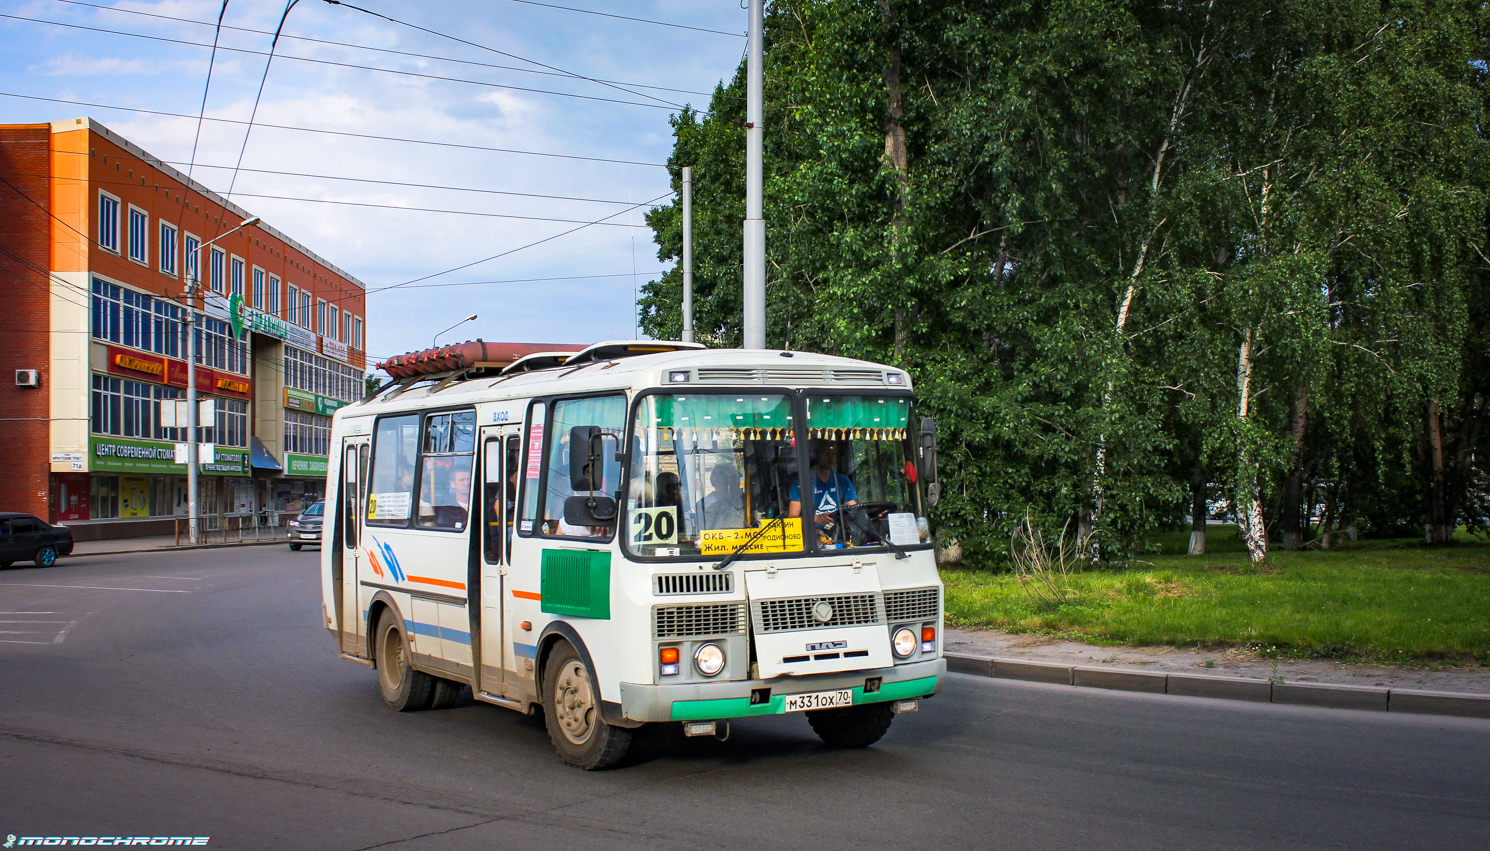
<box><xmin>501</xmin><ymin>0</ymin><xmax>744</xmax><ymax>38</ymax></box>
<box><xmin>0</xmin><ymin>91</ymin><xmax>667</xmax><ymax>168</ymax></box>
<box><xmin>44</xmin><ymin>0</ymin><xmax>714</xmax><ymax>97</ymax></box>
<box><xmin>369</xmin><ymin>190</ymin><xmax>673</xmax><ymax>294</ymax></box>
<box><xmin>1</xmin><ymin>14</ymin><xmax>692</xmax><ymax>112</ymax></box>
<box><xmin>379</xmin><ymin>271</ymin><xmax>668</xmax><ymax>292</ymax></box>
<box><xmin>321</xmin><ymin>0</ymin><xmax>686</xmax><ymax>110</ymax></box>
<box><xmin>219</xmin><ymin>0</ymin><xmax>300</xmax><ymax>213</ymax></box>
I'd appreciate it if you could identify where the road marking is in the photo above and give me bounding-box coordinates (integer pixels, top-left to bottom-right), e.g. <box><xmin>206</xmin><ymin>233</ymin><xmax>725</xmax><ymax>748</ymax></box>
<box><xmin>54</xmin><ymin>613</ymin><xmax>89</xmax><ymax>644</ymax></box>
<box><xmin>0</xmin><ymin>611</ymin><xmax>55</xmax><ymax>614</ymax></box>
<box><xmin>0</xmin><ymin>630</ymin><xmax>54</xmax><ymax>634</ymax></box>
<box><xmin>143</xmin><ymin>576</ymin><xmax>205</xmax><ymax>581</ymax></box>
<box><xmin>0</xmin><ymin>639</ymin><xmax>54</xmax><ymax>645</ymax></box>
<box><xmin>0</xmin><ymin>620</ymin><xmax>68</xmax><ymax>623</ymax></box>
<box><xmin>0</xmin><ymin>583</ymin><xmax>190</xmax><ymax>593</ymax></box>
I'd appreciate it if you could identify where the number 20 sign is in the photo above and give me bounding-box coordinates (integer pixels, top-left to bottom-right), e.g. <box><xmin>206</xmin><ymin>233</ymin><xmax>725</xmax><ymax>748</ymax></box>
<box><xmin>631</xmin><ymin>506</ymin><xmax>678</xmax><ymax>545</ymax></box>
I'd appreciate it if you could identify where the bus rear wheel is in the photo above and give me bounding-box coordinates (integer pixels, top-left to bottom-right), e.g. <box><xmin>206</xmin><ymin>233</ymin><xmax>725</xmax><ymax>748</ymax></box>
<box><xmin>375</xmin><ymin>612</ymin><xmax>435</xmax><ymax>712</ymax></box>
<box><xmin>807</xmin><ymin>703</ymin><xmax>895</xmax><ymax>748</ymax></box>
<box><xmin>542</xmin><ymin>641</ymin><xmax>631</xmax><ymax>770</ymax></box>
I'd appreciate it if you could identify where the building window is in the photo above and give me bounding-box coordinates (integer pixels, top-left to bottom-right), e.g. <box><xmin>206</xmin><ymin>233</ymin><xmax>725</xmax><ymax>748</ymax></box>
<box><xmin>213</xmin><ymin>398</ymin><xmax>249</xmax><ymax>448</ymax></box>
<box><xmin>128</xmin><ymin>206</ymin><xmax>148</xmax><ymax>263</ymax></box>
<box><xmin>269</xmin><ymin>275</ymin><xmax>281</xmax><ymax>317</ymax></box>
<box><xmin>91</xmin><ymin>279</ymin><xmax>187</xmax><ymax>358</ymax></box>
<box><xmin>284</xmin><ymin>409</ymin><xmax>331</xmax><ymax>456</ymax></box>
<box><xmin>285</xmin><ymin>346</ymin><xmax>361</xmax><ymax>403</ymax></box>
<box><xmin>159</xmin><ymin>222</ymin><xmax>178</xmax><ymax>276</ymax></box>
<box><xmin>328</xmin><ymin>305</ymin><xmax>339</xmax><ymax>341</ymax></box>
<box><xmin>317</xmin><ymin>300</ymin><xmax>326</xmax><ymax>336</ymax></box>
<box><xmin>194</xmin><ymin>317</ymin><xmax>248</xmax><ymax>375</ymax></box>
<box><xmin>90</xmin><ymin>373</ymin><xmax>184</xmax><ymax>440</ymax></box>
<box><xmin>354</xmin><ymin>316</ymin><xmax>363</xmax><ymax>351</ymax></box>
<box><xmin>287</xmin><ymin>285</ymin><xmax>299</xmax><ymax>324</ymax></box>
<box><xmin>90</xmin><ymin>475</ymin><xmax>120</xmax><ymax>520</ymax></box>
<box><xmin>184</xmin><ymin>233</ymin><xmax>200</xmax><ymax>286</ymax></box>
<box><xmin>343</xmin><ymin>312</ymin><xmax>352</xmax><ymax>345</ymax></box>
<box><xmin>98</xmin><ymin>192</ymin><xmax>120</xmax><ymax>252</ymax></box>
<box><xmin>300</xmin><ymin>290</ymin><xmax>312</xmax><ymax>329</ymax></box>
<box><xmin>252</xmin><ymin>267</ymin><xmax>264</xmax><ymax>309</ymax></box>
<box><xmin>210</xmin><ymin>247</ymin><xmax>225</xmax><ymax>293</ymax></box>
<box><xmin>230</xmin><ymin>256</ymin><xmax>245</xmax><ymax>298</ymax></box>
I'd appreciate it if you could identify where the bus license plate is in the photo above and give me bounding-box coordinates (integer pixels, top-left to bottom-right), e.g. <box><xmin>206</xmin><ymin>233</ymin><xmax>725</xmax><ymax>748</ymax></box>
<box><xmin>783</xmin><ymin>689</ymin><xmax>854</xmax><ymax>712</ymax></box>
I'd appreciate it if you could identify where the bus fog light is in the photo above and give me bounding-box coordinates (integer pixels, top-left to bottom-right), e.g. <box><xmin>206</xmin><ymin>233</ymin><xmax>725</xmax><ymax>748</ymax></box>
<box><xmin>892</xmin><ymin>628</ymin><xmax>917</xmax><ymax>658</ymax></box>
<box><xmin>891</xmin><ymin>699</ymin><xmax>919</xmax><ymax>714</ymax></box>
<box><xmin>694</xmin><ymin>643</ymin><xmax>725</xmax><ymax>676</ymax></box>
<box><xmin>683</xmin><ymin>720</ymin><xmax>717</xmax><ymax>737</ymax></box>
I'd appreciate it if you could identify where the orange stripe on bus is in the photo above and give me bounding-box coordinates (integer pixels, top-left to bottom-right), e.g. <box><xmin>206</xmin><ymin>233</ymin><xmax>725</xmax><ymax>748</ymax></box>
<box><xmin>405</xmin><ymin>575</ymin><xmax>467</xmax><ymax>591</ymax></box>
<box><xmin>511</xmin><ymin>590</ymin><xmax>541</xmax><ymax>600</ymax></box>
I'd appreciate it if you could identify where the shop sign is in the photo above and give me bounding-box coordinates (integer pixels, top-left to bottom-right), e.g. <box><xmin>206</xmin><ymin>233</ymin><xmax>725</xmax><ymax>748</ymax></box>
<box><xmin>228</xmin><ymin>293</ymin><xmax>247</xmax><ymax>339</ymax></box>
<box><xmin>286</xmin><ymin>323</ymin><xmax>318</xmax><ymax>350</ymax></box>
<box><xmin>90</xmin><ymin>435</ymin><xmax>248</xmax><ymax>476</ymax></box>
<box><xmin>285</xmin><ymin>453</ymin><xmax>329</xmax><ymax>476</ymax></box>
<box><xmin>104</xmin><ymin>346</ymin><xmax>250</xmax><ymax>399</ymax></box>
<box><xmin>285</xmin><ymin>387</ymin><xmax>348</xmax><ymax>416</ymax></box>
<box><xmin>321</xmin><ymin>336</ymin><xmax>349</xmax><ymax>363</ymax></box>
<box><xmin>112</xmin><ymin>351</ymin><xmax>165</xmax><ymax>378</ymax></box>
<box><xmin>216</xmin><ymin>376</ymin><xmax>250</xmax><ymax>394</ymax></box>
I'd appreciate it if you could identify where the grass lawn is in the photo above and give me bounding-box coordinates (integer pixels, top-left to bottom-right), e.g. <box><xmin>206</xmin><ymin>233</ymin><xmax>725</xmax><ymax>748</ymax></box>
<box><xmin>941</xmin><ymin>526</ymin><xmax>1490</xmax><ymax>665</ymax></box>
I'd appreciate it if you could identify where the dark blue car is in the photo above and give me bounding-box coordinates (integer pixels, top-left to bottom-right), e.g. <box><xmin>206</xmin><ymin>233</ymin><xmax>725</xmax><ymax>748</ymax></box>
<box><xmin>0</xmin><ymin>512</ymin><xmax>74</xmax><ymax>568</ymax></box>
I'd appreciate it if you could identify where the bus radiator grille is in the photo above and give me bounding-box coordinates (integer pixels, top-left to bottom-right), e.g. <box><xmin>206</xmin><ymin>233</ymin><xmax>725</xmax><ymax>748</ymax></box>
<box><xmin>654</xmin><ymin>572</ymin><xmax>734</xmax><ymax>596</ymax></box>
<box><xmin>653</xmin><ymin>603</ymin><xmax>748</xmax><ymax>639</ymax></box>
<box><xmin>751</xmin><ymin>594</ymin><xmax>883</xmax><ymax>633</ymax></box>
<box><xmin>882</xmin><ymin>587</ymin><xmax>940</xmax><ymax>623</ymax></box>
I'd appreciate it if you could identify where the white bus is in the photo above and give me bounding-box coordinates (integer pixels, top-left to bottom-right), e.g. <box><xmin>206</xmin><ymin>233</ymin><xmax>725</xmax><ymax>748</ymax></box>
<box><xmin>321</xmin><ymin>341</ymin><xmax>945</xmax><ymax>769</ymax></box>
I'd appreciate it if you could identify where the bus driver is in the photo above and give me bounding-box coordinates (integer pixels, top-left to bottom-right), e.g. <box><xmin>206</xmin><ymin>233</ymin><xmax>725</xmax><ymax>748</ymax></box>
<box><xmin>787</xmin><ymin>440</ymin><xmax>857</xmax><ymax>532</ymax></box>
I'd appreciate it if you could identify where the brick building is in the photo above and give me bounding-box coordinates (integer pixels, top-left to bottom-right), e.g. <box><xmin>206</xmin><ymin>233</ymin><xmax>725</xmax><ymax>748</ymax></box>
<box><xmin>0</xmin><ymin>118</ymin><xmax>367</xmax><ymax>540</ymax></box>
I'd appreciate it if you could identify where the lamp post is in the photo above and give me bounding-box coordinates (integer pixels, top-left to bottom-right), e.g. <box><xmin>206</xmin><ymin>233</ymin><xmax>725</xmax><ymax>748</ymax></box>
<box><xmin>742</xmin><ymin>0</ymin><xmax>765</xmax><ymax>349</ymax></box>
<box><xmin>433</xmin><ymin>314</ymin><xmax>478</xmax><ymax>348</ymax></box>
<box><xmin>186</xmin><ymin>215</ymin><xmax>259</xmax><ymax>544</ymax></box>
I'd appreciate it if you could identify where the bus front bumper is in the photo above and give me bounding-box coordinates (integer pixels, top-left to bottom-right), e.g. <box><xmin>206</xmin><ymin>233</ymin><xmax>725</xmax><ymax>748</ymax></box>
<box><xmin>617</xmin><ymin>657</ymin><xmax>945</xmax><ymax>724</ymax></box>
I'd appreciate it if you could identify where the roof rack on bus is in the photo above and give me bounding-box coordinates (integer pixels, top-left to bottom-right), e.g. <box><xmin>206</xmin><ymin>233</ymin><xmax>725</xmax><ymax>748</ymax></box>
<box><xmin>561</xmin><ymin>340</ymin><xmax>704</xmax><ymax>368</ymax></box>
<box><xmin>500</xmin><ymin>351</ymin><xmax>583</xmax><ymax>375</ymax></box>
<box><xmin>377</xmin><ymin>340</ymin><xmax>585</xmax><ymax>380</ymax></box>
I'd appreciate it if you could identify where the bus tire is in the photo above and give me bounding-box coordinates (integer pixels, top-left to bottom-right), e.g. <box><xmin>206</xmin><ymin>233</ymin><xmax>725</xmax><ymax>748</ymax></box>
<box><xmin>375</xmin><ymin>612</ymin><xmax>435</xmax><ymax>712</ymax></box>
<box><xmin>289</xmin><ymin>543</ymin><xmax>303</xmax><ymax>551</ymax></box>
<box><xmin>542</xmin><ymin>641</ymin><xmax>631</xmax><ymax>770</ymax></box>
<box><xmin>807</xmin><ymin>703</ymin><xmax>895</xmax><ymax>748</ymax></box>
<box><xmin>430</xmin><ymin>677</ymin><xmax>464</xmax><ymax>710</ymax></box>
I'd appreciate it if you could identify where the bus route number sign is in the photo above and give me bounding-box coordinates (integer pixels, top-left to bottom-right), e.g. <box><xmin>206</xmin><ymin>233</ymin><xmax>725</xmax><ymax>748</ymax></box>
<box><xmin>631</xmin><ymin>507</ymin><xmax>678</xmax><ymax>545</ymax></box>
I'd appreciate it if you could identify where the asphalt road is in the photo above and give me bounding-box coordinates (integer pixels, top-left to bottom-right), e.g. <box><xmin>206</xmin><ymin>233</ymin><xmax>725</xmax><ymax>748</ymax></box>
<box><xmin>1</xmin><ymin>547</ymin><xmax>1486</xmax><ymax>851</ymax></box>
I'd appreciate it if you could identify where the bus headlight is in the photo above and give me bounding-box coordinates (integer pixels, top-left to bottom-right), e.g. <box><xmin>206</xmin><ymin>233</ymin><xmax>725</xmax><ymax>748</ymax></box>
<box><xmin>693</xmin><ymin>643</ymin><xmax>725</xmax><ymax>676</ymax></box>
<box><xmin>892</xmin><ymin>627</ymin><xmax>917</xmax><ymax>658</ymax></box>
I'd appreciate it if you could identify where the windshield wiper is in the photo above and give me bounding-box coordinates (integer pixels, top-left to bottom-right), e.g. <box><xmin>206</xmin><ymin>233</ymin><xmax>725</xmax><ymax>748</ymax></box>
<box><xmin>712</xmin><ymin>519</ymin><xmax>783</xmax><ymax>571</ymax></box>
<box><xmin>855</xmin><ymin>510</ymin><xmax>908</xmax><ymax>560</ymax></box>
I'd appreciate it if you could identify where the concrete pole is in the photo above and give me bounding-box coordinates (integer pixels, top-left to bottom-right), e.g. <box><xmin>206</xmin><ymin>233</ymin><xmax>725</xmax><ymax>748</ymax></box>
<box><xmin>682</xmin><ymin>166</ymin><xmax>694</xmax><ymax>343</ymax></box>
<box><xmin>742</xmin><ymin>0</ymin><xmax>766</xmax><ymax>349</ymax></box>
<box><xmin>186</xmin><ymin>279</ymin><xmax>200</xmax><ymax>545</ymax></box>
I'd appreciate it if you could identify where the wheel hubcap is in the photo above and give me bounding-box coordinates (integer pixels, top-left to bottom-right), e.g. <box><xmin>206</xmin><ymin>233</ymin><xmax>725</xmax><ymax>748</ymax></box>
<box><xmin>380</xmin><ymin>628</ymin><xmax>405</xmax><ymax>694</ymax></box>
<box><xmin>40</xmin><ymin>550</ymin><xmax>53</xmax><ymax>565</ymax></box>
<box><xmin>553</xmin><ymin>660</ymin><xmax>596</xmax><ymax>745</ymax></box>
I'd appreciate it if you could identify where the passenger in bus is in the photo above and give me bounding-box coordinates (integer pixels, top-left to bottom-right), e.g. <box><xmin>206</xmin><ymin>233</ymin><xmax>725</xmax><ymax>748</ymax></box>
<box><xmin>702</xmin><ymin>463</ymin><xmax>746</xmax><ymax>529</ymax></box>
<box><xmin>788</xmin><ymin>440</ymin><xmax>857</xmax><ymax>532</ymax></box>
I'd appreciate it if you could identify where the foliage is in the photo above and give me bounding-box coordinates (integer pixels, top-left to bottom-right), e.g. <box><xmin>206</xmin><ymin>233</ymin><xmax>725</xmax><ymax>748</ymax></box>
<box><xmin>642</xmin><ymin>0</ymin><xmax>1490</xmax><ymax>563</ymax></box>
<box><xmin>1008</xmin><ymin>513</ymin><xmax>1090</xmax><ymax>611</ymax></box>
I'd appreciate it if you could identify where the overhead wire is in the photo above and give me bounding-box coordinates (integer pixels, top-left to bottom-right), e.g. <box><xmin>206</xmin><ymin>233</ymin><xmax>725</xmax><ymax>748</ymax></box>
<box><xmin>2</xmin><ymin>14</ymin><xmax>698</xmax><ymax>111</ymax></box>
<box><xmin>0</xmin><ymin>91</ymin><xmax>667</xmax><ymax>168</ymax></box>
<box><xmin>500</xmin><ymin>0</ymin><xmax>744</xmax><ymax>37</ymax></box>
<box><xmin>219</xmin><ymin>0</ymin><xmax>301</xmax><ymax>212</ymax></box>
<box><xmin>44</xmin><ymin>0</ymin><xmax>717</xmax><ymax>96</ymax></box>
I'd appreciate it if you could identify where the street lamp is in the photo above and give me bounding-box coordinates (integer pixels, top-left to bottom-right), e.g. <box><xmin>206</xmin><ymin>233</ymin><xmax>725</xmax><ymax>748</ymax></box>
<box><xmin>433</xmin><ymin>314</ymin><xmax>478</xmax><ymax>348</ymax></box>
<box><xmin>185</xmin><ymin>215</ymin><xmax>260</xmax><ymax>544</ymax></box>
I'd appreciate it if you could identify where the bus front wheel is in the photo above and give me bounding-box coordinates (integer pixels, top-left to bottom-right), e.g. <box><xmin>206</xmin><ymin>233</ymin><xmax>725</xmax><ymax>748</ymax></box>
<box><xmin>807</xmin><ymin>703</ymin><xmax>895</xmax><ymax>748</ymax></box>
<box><xmin>375</xmin><ymin>612</ymin><xmax>435</xmax><ymax>712</ymax></box>
<box><xmin>542</xmin><ymin>641</ymin><xmax>631</xmax><ymax>770</ymax></box>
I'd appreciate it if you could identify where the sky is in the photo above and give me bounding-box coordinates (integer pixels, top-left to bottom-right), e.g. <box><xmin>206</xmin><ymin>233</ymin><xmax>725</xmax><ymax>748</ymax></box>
<box><xmin>0</xmin><ymin>0</ymin><xmax>747</xmax><ymax>367</ymax></box>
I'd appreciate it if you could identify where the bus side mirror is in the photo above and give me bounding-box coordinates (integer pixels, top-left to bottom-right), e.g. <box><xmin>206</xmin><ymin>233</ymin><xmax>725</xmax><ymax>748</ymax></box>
<box><xmin>564</xmin><ymin>494</ymin><xmax>618</xmax><ymax>526</ymax></box>
<box><xmin>568</xmin><ymin>426</ymin><xmax>604</xmax><ymax>491</ymax></box>
<box><xmin>919</xmin><ymin>418</ymin><xmax>940</xmax><ymax>508</ymax></box>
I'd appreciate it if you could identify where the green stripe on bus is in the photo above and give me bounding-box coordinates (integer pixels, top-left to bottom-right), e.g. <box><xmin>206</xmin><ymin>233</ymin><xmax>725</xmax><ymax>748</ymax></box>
<box><xmin>668</xmin><ymin>675</ymin><xmax>938</xmax><ymax>721</ymax></box>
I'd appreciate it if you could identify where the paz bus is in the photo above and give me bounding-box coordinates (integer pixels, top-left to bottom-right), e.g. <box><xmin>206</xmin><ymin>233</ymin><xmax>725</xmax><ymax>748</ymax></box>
<box><xmin>320</xmin><ymin>340</ymin><xmax>945</xmax><ymax>769</ymax></box>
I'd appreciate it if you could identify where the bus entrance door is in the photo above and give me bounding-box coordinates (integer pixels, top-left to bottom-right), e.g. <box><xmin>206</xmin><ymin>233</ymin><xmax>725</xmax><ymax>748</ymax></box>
<box><xmin>339</xmin><ymin>438</ymin><xmax>370</xmax><ymax>656</ymax></box>
<box><xmin>477</xmin><ymin>428</ymin><xmax>521</xmax><ymax>700</ymax></box>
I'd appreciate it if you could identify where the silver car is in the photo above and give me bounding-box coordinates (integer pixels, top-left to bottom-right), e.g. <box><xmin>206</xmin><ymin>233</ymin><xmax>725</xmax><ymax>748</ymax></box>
<box><xmin>287</xmin><ymin>501</ymin><xmax>324</xmax><ymax>551</ymax></box>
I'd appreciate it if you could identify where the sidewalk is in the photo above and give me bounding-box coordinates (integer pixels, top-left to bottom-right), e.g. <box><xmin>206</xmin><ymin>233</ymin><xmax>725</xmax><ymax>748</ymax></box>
<box><xmin>70</xmin><ymin>533</ymin><xmax>299</xmax><ymax>557</ymax></box>
<box><xmin>946</xmin><ymin>627</ymin><xmax>1490</xmax><ymax>696</ymax></box>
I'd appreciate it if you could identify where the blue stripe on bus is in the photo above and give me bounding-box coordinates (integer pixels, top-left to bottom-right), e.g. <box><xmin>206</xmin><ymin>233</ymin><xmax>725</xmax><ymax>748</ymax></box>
<box><xmin>405</xmin><ymin>619</ymin><xmax>472</xmax><ymax>646</ymax></box>
<box><xmin>513</xmin><ymin>642</ymin><xmax>537</xmax><ymax>659</ymax></box>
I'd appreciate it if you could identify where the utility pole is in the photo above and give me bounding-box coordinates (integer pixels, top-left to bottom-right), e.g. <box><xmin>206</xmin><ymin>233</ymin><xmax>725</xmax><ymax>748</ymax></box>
<box><xmin>187</xmin><ymin>216</ymin><xmax>258</xmax><ymax>544</ymax></box>
<box><xmin>742</xmin><ymin>0</ymin><xmax>766</xmax><ymax>349</ymax></box>
<box><xmin>682</xmin><ymin>166</ymin><xmax>694</xmax><ymax>343</ymax></box>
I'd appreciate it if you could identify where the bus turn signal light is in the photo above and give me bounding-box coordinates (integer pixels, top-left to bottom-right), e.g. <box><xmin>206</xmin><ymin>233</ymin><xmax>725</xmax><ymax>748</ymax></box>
<box><xmin>921</xmin><ymin>626</ymin><xmax>936</xmax><ymax>653</ymax></box>
<box><xmin>660</xmin><ymin>646</ymin><xmax>680</xmax><ymax>676</ymax></box>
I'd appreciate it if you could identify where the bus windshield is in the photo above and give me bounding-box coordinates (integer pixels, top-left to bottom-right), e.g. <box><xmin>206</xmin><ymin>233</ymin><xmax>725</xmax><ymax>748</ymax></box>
<box><xmin>627</xmin><ymin>394</ymin><xmax>803</xmax><ymax>558</ymax></box>
<box><xmin>800</xmin><ymin>394</ymin><xmax>925</xmax><ymax>550</ymax></box>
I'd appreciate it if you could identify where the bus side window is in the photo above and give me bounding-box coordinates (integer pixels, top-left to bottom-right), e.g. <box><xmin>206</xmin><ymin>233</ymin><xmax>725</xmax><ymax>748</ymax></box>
<box><xmin>483</xmin><ymin>438</ymin><xmax>503</xmax><ymax>563</ymax></box>
<box><xmin>504</xmin><ymin>435</ymin><xmax>520</xmax><ymax>552</ymax></box>
<box><xmin>342</xmin><ymin>444</ymin><xmax>358</xmax><ymax>549</ymax></box>
<box><xmin>518</xmin><ymin>401</ymin><xmax>545</xmax><ymax>535</ymax></box>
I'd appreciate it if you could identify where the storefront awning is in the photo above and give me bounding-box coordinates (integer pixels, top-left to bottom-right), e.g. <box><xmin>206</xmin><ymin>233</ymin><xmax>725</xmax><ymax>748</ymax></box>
<box><xmin>250</xmin><ymin>437</ymin><xmax>284</xmax><ymax>472</ymax></box>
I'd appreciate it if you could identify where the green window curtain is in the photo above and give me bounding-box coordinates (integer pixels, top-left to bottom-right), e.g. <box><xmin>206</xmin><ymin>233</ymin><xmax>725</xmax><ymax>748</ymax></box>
<box><xmin>805</xmin><ymin>396</ymin><xmax>910</xmax><ymax>439</ymax></box>
<box><xmin>642</xmin><ymin>394</ymin><xmax>795</xmax><ymax>439</ymax></box>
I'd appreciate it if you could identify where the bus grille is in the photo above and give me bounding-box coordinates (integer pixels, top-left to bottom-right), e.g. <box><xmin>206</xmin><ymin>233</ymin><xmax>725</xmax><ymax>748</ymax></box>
<box><xmin>653</xmin><ymin>603</ymin><xmax>747</xmax><ymax>639</ymax></box>
<box><xmin>696</xmin><ymin>367</ymin><xmax>760</xmax><ymax>384</ymax></box>
<box><xmin>828</xmin><ymin>368</ymin><xmax>885</xmax><ymax>385</ymax></box>
<box><xmin>654</xmin><ymin>572</ymin><xmax>733</xmax><ymax>595</ymax></box>
<box><xmin>883</xmin><ymin>587</ymin><xmax>940</xmax><ymax>623</ymax></box>
<box><xmin>752</xmin><ymin>593</ymin><xmax>882</xmax><ymax>633</ymax></box>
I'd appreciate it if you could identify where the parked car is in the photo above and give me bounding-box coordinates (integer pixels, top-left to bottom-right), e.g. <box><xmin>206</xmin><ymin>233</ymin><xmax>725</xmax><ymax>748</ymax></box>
<box><xmin>287</xmin><ymin>501</ymin><xmax>324</xmax><ymax>551</ymax></box>
<box><xmin>0</xmin><ymin>512</ymin><xmax>74</xmax><ymax>568</ymax></box>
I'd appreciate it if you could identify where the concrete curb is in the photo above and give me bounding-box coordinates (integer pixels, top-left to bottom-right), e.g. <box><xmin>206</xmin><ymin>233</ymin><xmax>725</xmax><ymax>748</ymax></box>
<box><xmin>71</xmin><ymin>539</ymin><xmax>296</xmax><ymax>558</ymax></box>
<box><xmin>946</xmin><ymin>652</ymin><xmax>1490</xmax><ymax>720</ymax></box>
